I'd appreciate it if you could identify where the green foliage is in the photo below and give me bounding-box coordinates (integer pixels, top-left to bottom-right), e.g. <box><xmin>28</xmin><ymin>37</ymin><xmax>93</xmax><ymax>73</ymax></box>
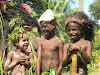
<box><xmin>0</xmin><ymin>11</ymin><xmax>2</xmax><ymax>40</ymax></box>
<box><xmin>41</xmin><ymin>68</ymin><xmax>56</xmax><ymax>75</ymax></box>
<box><xmin>7</xmin><ymin>15</ymin><xmax>24</xmax><ymax>48</ymax></box>
<box><xmin>0</xmin><ymin>10</ymin><xmax>5</xmax><ymax>41</ymax></box>
<box><xmin>29</xmin><ymin>39</ymin><xmax>37</xmax><ymax>65</ymax></box>
<box><xmin>89</xmin><ymin>0</ymin><xmax>100</xmax><ymax>20</ymax></box>
<box><xmin>93</xmin><ymin>27</ymin><xmax>100</xmax><ymax>49</ymax></box>
<box><xmin>87</xmin><ymin>50</ymin><xmax>100</xmax><ymax>73</ymax></box>
<box><xmin>0</xmin><ymin>58</ymin><xmax>3</xmax><ymax>75</ymax></box>
<box><xmin>8</xmin><ymin>14</ymin><xmax>24</xmax><ymax>30</ymax></box>
<box><xmin>7</xmin><ymin>1</ymin><xmax>16</xmax><ymax>7</ymax></box>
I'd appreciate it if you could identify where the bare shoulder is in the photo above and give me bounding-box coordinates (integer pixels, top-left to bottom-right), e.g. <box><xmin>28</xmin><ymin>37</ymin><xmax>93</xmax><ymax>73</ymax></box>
<box><xmin>83</xmin><ymin>39</ymin><xmax>92</xmax><ymax>45</ymax></box>
<box><xmin>55</xmin><ymin>36</ymin><xmax>63</xmax><ymax>44</ymax></box>
<box><xmin>64</xmin><ymin>43</ymin><xmax>71</xmax><ymax>49</ymax></box>
<box><xmin>64</xmin><ymin>43</ymin><xmax>70</xmax><ymax>47</ymax></box>
<box><xmin>7</xmin><ymin>51</ymin><xmax>14</xmax><ymax>56</ymax></box>
<box><xmin>38</xmin><ymin>36</ymin><xmax>44</xmax><ymax>44</ymax></box>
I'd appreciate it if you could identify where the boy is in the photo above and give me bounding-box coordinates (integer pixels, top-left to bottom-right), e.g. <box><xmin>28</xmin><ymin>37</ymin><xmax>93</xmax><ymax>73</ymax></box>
<box><xmin>36</xmin><ymin>9</ymin><xmax>63</xmax><ymax>75</ymax></box>
<box><xmin>4</xmin><ymin>32</ymin><xmax>34</xmax><ymax>75</ymax></box>
<box><xmin>63</xmin><ymin>12</ymin><xmax>95</xmax><ymax>75</ymax></box>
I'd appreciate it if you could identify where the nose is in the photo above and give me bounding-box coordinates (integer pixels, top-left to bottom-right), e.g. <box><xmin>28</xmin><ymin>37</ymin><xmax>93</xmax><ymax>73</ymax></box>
<box><xmin>69</xmin><ymin>30</ymin><xmax>73</xmax><ymax>35</ymax></box>
<box><xmin>68</xmin><ymin>30</ymin><xmax>75</xmax><ymax>36</ymax></box>
<box><xmin>43</xmin><ymin>23</ymin><xmax>47</xmax><ymax>27</ymax></box>
<box><xmin>42</xmin><ymin>24</ymin><xmax>46</xmax><ymax>29</ymax></box>
<box><xmin>42</xmin><ymin>26</ymin><xmax>48</xmax><ymax>31</ymax></box>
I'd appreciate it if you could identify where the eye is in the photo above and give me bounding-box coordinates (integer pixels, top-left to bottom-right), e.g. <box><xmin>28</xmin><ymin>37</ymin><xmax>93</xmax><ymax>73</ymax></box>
<box><xmin>66</xmin><ymin>28</ymin><xmax>70</xmax><ymax>32</ymax></box>
<box><xmin>23</xmin><ymin>40</ymin><xmax>26</xmax><ymax>41</ymax></box>
<box><xmin>72</xmin><ymin>29</ymin><xmax>77</xmax><ymax>31</ymax></box>
<box><xmin>23</xmin><ymin>39</ymin><xmax>28</xmax><ymax>41</ymax></box>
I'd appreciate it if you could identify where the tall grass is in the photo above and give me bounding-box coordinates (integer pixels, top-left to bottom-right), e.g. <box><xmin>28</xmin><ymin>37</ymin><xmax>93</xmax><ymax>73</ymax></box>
<box><xmin>0</xmin><ymin>58</ymin><xmax>3</xmax><ymax>75</ymax></box>
<box><xmin>0</xmin><ymin>10</ymin><xmax>4</xmax><ymax>75</ymax></box>
<box><xmin>0</xmin><ymin>10</ymin><xmax>5</xmax><ymax>43</ymax></box>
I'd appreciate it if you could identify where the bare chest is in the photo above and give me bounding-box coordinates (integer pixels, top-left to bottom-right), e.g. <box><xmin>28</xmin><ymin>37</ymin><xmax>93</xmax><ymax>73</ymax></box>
<box><xmin>73</xmin><ymin>40</ymin><xmax>89</xmax><ymax>50</ymax></box>
<box><xmin>12</xmin><ymin>51</ymin><xmax>27</xmax><ymax>60</ymax></box>
<box><xmin>41</xmin><ymin>38</ymin><xmax>59</xmax><ymax>51</ymax></box>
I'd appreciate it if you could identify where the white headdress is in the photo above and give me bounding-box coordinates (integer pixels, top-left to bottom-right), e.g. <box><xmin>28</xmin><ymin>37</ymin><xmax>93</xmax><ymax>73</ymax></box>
<box><xmin>38</xmin><ymin>9</ymin><xmax>55</xmax><ymax>23</ymax></box>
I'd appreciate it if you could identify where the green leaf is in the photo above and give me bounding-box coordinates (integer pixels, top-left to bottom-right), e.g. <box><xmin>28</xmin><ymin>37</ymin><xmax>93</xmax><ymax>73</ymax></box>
<box><xmin>0</xmin><ymin>58</ymin><xmax>3</xmax><ymax>75</ymax></box>
<box><xmin>49</xmin><ymin>69</ymin><xmax>56</xmax><ymax>75</ymax></box>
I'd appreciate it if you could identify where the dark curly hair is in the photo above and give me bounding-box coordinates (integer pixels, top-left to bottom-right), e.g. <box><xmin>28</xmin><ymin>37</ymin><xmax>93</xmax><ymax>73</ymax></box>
<box><xmin>64</xmin><ymin>12</ymin><xmax>95</xmax><ymax>41</ymax></box>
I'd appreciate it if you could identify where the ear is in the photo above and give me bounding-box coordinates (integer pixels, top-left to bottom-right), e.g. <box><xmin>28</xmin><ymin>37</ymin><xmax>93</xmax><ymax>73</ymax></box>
<box><xmin>18</xmin><ymin>32</ymin><xmax>23</xmax><ymax>38</ymax></box>
<box><xmin>15</xmin><ymin>40</ymin><xmax>19</xmax><ymax>47</ymax></box>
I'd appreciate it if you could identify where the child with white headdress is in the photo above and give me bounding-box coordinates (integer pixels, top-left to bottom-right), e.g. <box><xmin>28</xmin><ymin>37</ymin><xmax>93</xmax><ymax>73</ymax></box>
<box><xmin>36</xmin><ymin>9</ymin><xmax>64</xmax><ymax>75</ymax></box>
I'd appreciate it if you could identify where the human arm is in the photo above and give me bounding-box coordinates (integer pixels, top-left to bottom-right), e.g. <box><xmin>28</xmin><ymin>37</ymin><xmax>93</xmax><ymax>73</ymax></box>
<box><xmin>36</xmin><ymin>41</ymin><xmax>42</xmax><ymax>75</ymax></box>
<box><xmin>29</xmin><ymin>52</ymin><xmax>34</xmax><ymax>64</ymax></box>
<box><xmin>56</xmin><ymin>41</ymin><xmax>63</xmax><ymax>75</ymax></box>
<box><xmin>24</xmin><ymin>52</ymin><xmax>34</xmax><ymax>68</ymax></box>
<box><xmin>4</xmin><ymin>51</ymin><xmax>17</xmax><ymax>71</ymax></box>
<box><xmin>81</xmin><ymin>42</ymin><xmax>92</xmax><ymax>64</ymax></box>
<box><xmin>63</xmin><ymin>44</ymin><xmax>70</xmax><ymax>63</ymax></box>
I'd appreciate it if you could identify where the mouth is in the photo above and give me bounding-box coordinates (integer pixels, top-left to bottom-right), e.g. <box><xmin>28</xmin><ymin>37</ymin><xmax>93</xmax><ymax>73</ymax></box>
<box><xmin>42</xmin><ymin>29</ymin><xmax>48</xmax><ymax>32</ymax></box>
<box><xmin>23</xmin><ymin>44</ymin><xmax>29</xmax><ymax>49</ymax></box>
<box><xmin>70</xmin><ymin>35</ymin><xmax>77</xmax><ymax>39</ymax></box>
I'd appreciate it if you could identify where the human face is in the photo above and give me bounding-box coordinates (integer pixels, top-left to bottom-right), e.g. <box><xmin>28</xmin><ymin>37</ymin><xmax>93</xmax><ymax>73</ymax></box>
<box><xmin>67</xmin><ymin>22</ymin><xmax>81</xmax><ymax>42</ymax></box>
<box><xmin>40</xmin><ymin>21</ymin><xmax>55</xmax><ymax>35</ymax></box>
<box><xmin>18</xmin><ymin>33</ymin><xmax>29</xmax><ymax>51</ymax></box>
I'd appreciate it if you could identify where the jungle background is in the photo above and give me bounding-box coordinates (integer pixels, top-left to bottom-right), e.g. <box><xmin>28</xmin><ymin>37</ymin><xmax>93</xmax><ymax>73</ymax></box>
<box><xmin>0</xmin><ymin>0</ymin><xmax>100</xmax><ymax>75</ymax></box>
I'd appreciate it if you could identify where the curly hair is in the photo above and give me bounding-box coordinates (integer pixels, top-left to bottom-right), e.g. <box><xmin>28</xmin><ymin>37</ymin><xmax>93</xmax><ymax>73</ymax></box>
<box><xmin>64</xmin><ymin>12</ymin><xmax>95</xmax><ymax>41</ymax></box>
<box><xmin>13</xmin><ymin>32</ymin><xmax>26</xmax><ymax>46</ymax></box>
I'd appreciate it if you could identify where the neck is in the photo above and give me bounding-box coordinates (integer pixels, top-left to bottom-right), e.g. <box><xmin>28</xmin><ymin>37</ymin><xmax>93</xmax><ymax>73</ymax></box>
<box><xmin>16</xmin><ymin>49</ymin><xmax>21</xmax><ymax>52</ymax></box>
<box><xmin>72</xmin><ymin>38</ymin><xmax>84</xmax><ymax>43</ymax></box>
<box><xmin>16</xmin><ymin>48</ymin><xmax>25</xmax><ymax>53</ymax></box>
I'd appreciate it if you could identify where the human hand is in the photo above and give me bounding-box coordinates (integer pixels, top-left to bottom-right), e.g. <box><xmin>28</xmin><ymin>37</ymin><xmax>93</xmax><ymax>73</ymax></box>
<box><xmin>4</xmin><ymin>65</ymin><xmax>9</xmax><ymax>71</ymax></box>
<box><xmin>69</xmin><ymin>44</ymin><xmax>80</xmax><ymax>52</ymax></box>
<box><xmin>20</xmin><ymin>56</ymin><xmax>30</xmax><ymax>64</ymax></box>
<box><xmin>15</xmin><ymin>56</ymin><xmax>27</xmax><ymax>64</ymax></box>
<box><xmin>25</xmin><ymin>59</ymin><xmax>31</xmax><ymax>65</ymax></box>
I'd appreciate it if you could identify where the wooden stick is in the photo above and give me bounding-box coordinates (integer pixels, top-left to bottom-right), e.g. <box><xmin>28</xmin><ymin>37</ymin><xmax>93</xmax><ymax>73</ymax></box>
<box><xmin>72</xmin><ymin>54</ymin><xmax>77</xmax><ymax>75</ymax></box>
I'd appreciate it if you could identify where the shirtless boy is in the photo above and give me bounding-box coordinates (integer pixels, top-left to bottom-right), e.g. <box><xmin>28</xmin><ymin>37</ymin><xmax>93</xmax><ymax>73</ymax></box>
<box><xmin>4</xmin><ymin>32</ymin><xmax>34</xmax><ymax>75</ymax></box>
<box><xmin>36</xmin><ymin>9</ymin><xmax>63</xmax><ymax>75</ymax></box>
<box><xmin>63</xmin><ymin>12</ymin><xmax>94</xmax><ymax>75</ymax></box>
